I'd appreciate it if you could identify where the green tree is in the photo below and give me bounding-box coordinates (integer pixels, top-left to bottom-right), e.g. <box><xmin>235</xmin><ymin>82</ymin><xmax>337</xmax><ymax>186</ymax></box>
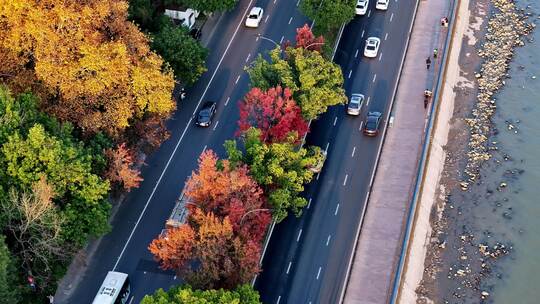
<box><xmin>0</xmin><ymin>236</ymin><xmax>19</xmax><ymax>304</ymax></box>
<box><xmin>152</xmin><ymin>22</ymin><xmax>208</xmax><ymax>85</ymax></box>
<box><xmin>1</xmin><ymin>124</ymin><xmax>111</xmax><ymax>245</ymax></box>
<box><xmin>225</xmin><ymin>128</ymin><xmax>320</xmax><ymax>221</ymax></box>
<box><xmin>173</xmin><ymin>0</ymin><xmax>238</xmax><ymax>12</ymax></box>
<box><xmin>141</xmin><ymin>284</ymin><xmax>260</xmax><ymax>304</ymax></box>
<box><xmin>247</xmin><ymin>47</ymin><xmax>346</xmax><ymax>120</ymax></box>
<box><xmin>300</xmin><ymin>0</ymin><xmax>356</xmax><ymax>34</ymax></box>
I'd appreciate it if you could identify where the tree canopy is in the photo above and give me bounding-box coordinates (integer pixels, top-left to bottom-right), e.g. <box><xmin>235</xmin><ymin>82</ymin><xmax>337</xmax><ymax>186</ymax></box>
<box><xmin>225</xmin><ymin>128</ymin><xmax>321</xmax><ymax>221</ymax></box>
<box><xmin>152</xmin><ymin>22</ymin><xmax>208</xmax><ymax>85</ymax></box>
<box><xmin>247</xmin><ymin>46</ymin><xmax>346</xmax><ymax>120</ymax></box>
<box><xmin>237</xmin><ymin>86</ymin><xmax>308</xmax><ymax>144</ymax></box>
<box><xmin>0</xmin><ymin>0</ymin><xmax>175</xmax><ymax>137</ymax></box>
<box><xmin>177</xmin><ymin>0</ymin><xmax>239</xmax><ymax>12</ymax></box>
<box><xmin>300</xmin><ymin>0</ymin><xmax>356</xmax><ymax>34</ymax></box>
<box><xmin>141</xmin><ymin>284</ymin><xmax>261</xmax><ymax>304</ymax></box>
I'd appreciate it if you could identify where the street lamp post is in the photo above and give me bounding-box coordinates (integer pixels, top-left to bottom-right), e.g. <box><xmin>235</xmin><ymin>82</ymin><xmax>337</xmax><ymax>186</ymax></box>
<box><xmin>240</xmin><ymin>208</ymin><xmax>270</xmax><ymax>225</ymax></box>
<box><xmin>257</xmin><ymin>34</ymin><xmax>281</xmax><ymax>48</ymax></box>
<box><xmin>304</xmin><ymin>42</ymin><xmax>326</xmax><ymax>50</ymax></box>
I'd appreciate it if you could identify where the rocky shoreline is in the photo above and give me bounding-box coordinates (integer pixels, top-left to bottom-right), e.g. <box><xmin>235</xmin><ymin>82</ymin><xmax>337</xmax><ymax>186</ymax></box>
<box><xmin>416</xmin><ymin>0</ymin><xmax>536</xmax><ymax>303</ymax></box>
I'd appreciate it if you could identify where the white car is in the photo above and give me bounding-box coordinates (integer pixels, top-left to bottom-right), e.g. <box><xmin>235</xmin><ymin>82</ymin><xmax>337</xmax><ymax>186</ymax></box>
<box><xmin>245</xmin><ymin>7</ymin><xmax>264</xmax><ymax>28</ymax></box>
<box><xmin>347</xmin><ymin>93</ymin><xmax>365</xmax><ymax>115</ymax></box>
<box><xmin>355</xmin><ymin>0</ymin><xmax>369</xmax><ymax>15</ymax></box>
<box><xmin>364</xmin><ymin>37</ymin><xmax>380</xmax><ymax>58</ymax></box>
<box><xmin>375</xmin><ymin>0</ymin><xmax>389</xmax><ymax>10</ymax></box>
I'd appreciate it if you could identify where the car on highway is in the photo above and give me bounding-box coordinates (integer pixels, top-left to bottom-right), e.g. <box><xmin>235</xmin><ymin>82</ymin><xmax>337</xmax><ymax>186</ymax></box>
<box><xmin>347</xmin><ymin>93</ymin><xmax>365</xmax><ymax>115</ymax></box>
<box><xmin>363</xmin><ymin>111</ymin><xmax>382</xmax><ymax>136</ymax></box>
<box><xmin>375</xmin><ymin>0</ymin><xmax>389</xmax><ymax>10</ymax></box>
<box><xmin>355</xmin><ymin>0</ymin><xmax>369</xmax><ymax>15</ymax></box>
<box><xmin>364</xmin><ymin>37</ymin><xmax>380</xmax><ymax>58</ymax></box>
<box><xmin>245</xmin><ymin>7</ymin><xmax>264</xmax><ymax>28</ymax></box>
<box><xmin>195</xmin><ymin>101</ymin><xmax>216</xmax><ymax>127</ymax></box>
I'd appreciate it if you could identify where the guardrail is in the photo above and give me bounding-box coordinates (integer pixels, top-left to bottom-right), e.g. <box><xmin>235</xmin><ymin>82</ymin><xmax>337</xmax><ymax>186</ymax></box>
<box><xmin>388</xmin><ymin>0</ymin><xmax>460</xmax><ymax>302</ymax></box>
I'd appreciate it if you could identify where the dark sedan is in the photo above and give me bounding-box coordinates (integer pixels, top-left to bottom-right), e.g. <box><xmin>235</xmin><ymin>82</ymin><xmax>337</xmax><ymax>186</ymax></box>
<box><xmin>363</xmin><ymin>111</ymin><xmax>382</xmax><ymax>136</ymax></box>
<box><xmin>195</xmin><ymin>101</ymin><xmax>216</xmax><ymax>127</ymax></box>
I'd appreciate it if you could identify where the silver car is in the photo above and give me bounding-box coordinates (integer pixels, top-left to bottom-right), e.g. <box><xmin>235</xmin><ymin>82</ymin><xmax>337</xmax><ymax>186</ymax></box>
<box><xmin>347</xmin><ymin>93</ymin><xmax>365</xmax><ymax>115</ymax></box>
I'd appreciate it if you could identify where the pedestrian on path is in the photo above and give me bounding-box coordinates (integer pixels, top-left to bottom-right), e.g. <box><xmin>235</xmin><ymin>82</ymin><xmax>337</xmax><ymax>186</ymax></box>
<box><xmin>441</xmin><ymin>17</ymin><xmax>449</xmax><ymax>27</ymax></box>
<box><xmin>426</xmin><ymin>56</ymin><xmax>431</xmax><ymax>69</ymax></box>
<box><xmin>433</xmin><ymin>48</ymin><xmax>439</xmax><ymax>58</ymax></box>
<box><xmin>423</xmin><ymin>89</ymin><xmax>433</xmax><ymax>109</ymax></box>
<box><xmin>47</xmin><ymin>295</ymin><xmax>54</xmax><ymax>304</ymax></box>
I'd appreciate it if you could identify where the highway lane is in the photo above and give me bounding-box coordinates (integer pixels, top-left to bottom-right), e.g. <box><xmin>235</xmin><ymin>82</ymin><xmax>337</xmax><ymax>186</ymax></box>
<box><xmin>255</xmin><ymin>1</ymin><xmax>418</xmax><ymax>303</ymax></box>
<box><xmin>69</xmin><ymin>0</ymin><xmax>312</xmax><ymax>303</ymax></box>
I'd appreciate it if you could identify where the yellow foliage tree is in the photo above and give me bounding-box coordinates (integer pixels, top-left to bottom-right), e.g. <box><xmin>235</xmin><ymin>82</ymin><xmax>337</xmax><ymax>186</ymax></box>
<box><xmin>0</xmin><ymin>0</ymin><xmax>175</xmax><ymax>136</ymax></box>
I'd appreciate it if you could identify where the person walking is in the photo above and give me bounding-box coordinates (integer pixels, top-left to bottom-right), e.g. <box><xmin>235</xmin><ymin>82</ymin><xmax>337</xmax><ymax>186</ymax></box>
<box><xmin>426</xmin><ymin>56</ymin><xmax>431</xmax><ymax>69</ymax></box>
<box><xmin>423</xmin><ymin>89</ymin><xmax>433</xmax><ymax>109</ymax></box>
<box><xmin>433</xmin><ymin>48</ymin><xmax>439</xmax><ymax>58</ymax></box>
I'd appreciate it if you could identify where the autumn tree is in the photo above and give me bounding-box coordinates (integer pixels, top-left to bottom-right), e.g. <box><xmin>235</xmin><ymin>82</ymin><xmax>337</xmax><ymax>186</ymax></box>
<box><xmin>141</xmin><ymin>284</ymin><xmax>261</xmax><ymax>304</ymax></box>
<box><xmin>152</xmin><ymin>22</ymin><xmax>208</xmax><ymax>85</ymax></box>
<box><xmin>225</xmin><ymin>128</ymin><xmax>320</xmax><ymax>221</ymax></box>
<box><xmin>148</xmin><ymin>225</ymin><xmax>195</xmax><ymax>271</ymax></box>
<box><xmin>295</xmin><ymin>24</ymin><xmax>325</xmax><ymax>52</ymax></box>
<box><xmin>237</xmin><ymin>86</ymin><xmax>308</xmax><ymax>144</ymax></box>
<box><xmin>300</xmin><ymin>0</ymin><xmax>356</xmax><ymax>34</ymax></box>
<box><xmin>149</xmin><ymin>210</ymin><xmax>261</xmax><ymax>289</ymax></box>
<box><xmin>185</xmin><ymin>150</ymin><xmax>270</xmax><ymax>243</ymax></box>
<box><xmin>0</xmin><ymin>178</ymin><xmax>65</xmax><ymax>289</ymax></box>
<box><xmin>0</xmin><ymin>0</ymin><xmax>175</xmax><ymax>137</ymax></box>
<box><xmin>105</xmin><ymin>143</ymin><xmax>143</xmax><ymax>192</ymax></box>
<box><xmin>247</xmin><ymin>46</ymin><xmax>347</xmax><ymax>120</ymax></box>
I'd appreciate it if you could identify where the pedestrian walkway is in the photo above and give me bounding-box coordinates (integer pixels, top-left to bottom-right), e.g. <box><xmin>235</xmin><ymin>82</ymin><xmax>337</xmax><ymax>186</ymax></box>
<box><xmin>342</xmin><ymin>0</ymin><xmax>452</xmax><ymax>303</ymax></box>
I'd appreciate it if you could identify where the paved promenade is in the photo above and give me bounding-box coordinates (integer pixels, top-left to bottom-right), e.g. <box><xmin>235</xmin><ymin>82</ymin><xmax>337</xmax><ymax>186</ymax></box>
<box><xmin>343</xmin><ymin>0</ymin><xmax>452</xmax><ymax>303</ymax></box>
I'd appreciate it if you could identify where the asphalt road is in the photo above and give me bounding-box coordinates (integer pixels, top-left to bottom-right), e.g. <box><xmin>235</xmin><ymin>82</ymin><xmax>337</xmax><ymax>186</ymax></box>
<box><xmin>254</xmin><ymin>1</ymin><xmax>418</xmax><ymax>303</ymax></box>
<box><xmin>71</xmin><ymin>0</ymin><xmax>312</xmax><ymax>303</ymax></box>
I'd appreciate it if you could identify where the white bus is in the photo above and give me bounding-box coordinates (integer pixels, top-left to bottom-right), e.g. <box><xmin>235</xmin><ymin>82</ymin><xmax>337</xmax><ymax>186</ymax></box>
<box><xmin>92</xmin><ymin>271</ymin><xmax>131</xmax><ymax>304</ymax></box>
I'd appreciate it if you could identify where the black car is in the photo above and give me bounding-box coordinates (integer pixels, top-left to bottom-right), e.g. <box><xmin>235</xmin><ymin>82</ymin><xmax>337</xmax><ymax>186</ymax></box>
<box><xmin>190</xmin><ymin>27</ymin><xmax>202</xmax><ymax>40</ymax></box>
<box><xmin>363</xmin><ymin>111</ymin><xmax>382</xmax><ymax>136</ymax></box>
<box><xmin>196</xmin><ymin>101</ymin><xmax>216</xmax><ymax>127</ymax></box>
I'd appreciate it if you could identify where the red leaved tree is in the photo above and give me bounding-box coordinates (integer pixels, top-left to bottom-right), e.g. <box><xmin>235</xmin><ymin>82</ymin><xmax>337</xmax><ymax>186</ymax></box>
<box><xmin>185</xmin><ymin>150</ymin><xmax>271</xmax><ymax>243</ymax></box>
<box><xmin>295</xmin><ymin>24</ymin><xmax>325</xmax><ymax>52</ymax></box>
<box><xmin>104</xmin><ymin>143</ymin><xmax>143</xmax><ymax>192</ymax></box>
<box><xmin>148</xmin><ymin>224</ymin><xmax>195</xmax><ymax>271</ymax></box>
<box><xmin>237</xmin><ymin>86</ymin><xmax>308</xmax><ymax>144</ymax></box>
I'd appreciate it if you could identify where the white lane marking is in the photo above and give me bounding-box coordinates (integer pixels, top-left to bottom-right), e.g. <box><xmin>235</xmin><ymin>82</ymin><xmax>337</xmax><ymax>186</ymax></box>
<box><xmin>367</xmin><ymin>10</ymin><xmax>371</xmax><ymax>18</ymax></box>
<box><xmin>286</xmin><ymin>261</ymin><xmax>292</xmax><ymax>274</ymax></box>
<box><xmin>351</xmin><ymin>146</ymin><xmax>356</xmax><ymax>157</ymax></box>
<box><xmin>307</xmin><ymin>198</ymin><xmax>312</xmax><ymax>209</ymax></box>
<box><xmin>378</xmin><ymin>52</ymin><xmax>383</xmax><ymax>61</ymax></box>
<box><xmin>325</xmin><ymin>142</ymin><xmax>330</xmax><ymax>153</ymax></box>
<box><xmin>202</xmin><ymin>145</ymin><xmax>207</xmax><ymax>153</ymax></box>
<box><xmin>333</xmin><ymin>116</ymin><xmax>338</xmax><ymax>126</ymax></box>
<box><xmin>348</xmin><ymin>70</ymin><xmax>352</xmax><ymax>78</ymax></box>
<box><xmin>288</xmin><ymin>17</ymin><xmax>293</xmax><ymax>24</ymax></box>
<box><xmin>173</xmin><ymin>275</ymin><xmax>177</xmax><ymax>280</ymax></box>
<box><xmin>316</xmin><ymin>171</ymin><xmax>320</xmax><ymax>180</ymax></box>
<box><xmin>316</xmin><ymin>267</ymin><xmax>322</xmax><ymax>280</ymax></box>
<box><xmin>235</xmin><ymin>75</ymin><xmax>241</xmax><ymax>84</ymax></box>
<box><xmin>225</xmin><ymin>96</ymin><xmax>230</xmax><ymax>106</ymax></box>
<box><xmin>326</xmin><ymin>235</ymin><xmax>332</xmax><ymax>246</ymax></box>
<box><xmin>390</xmin><ymin>13</ymin><xmax>394</xmax><ymax>22</ymax></box>
<box><xmin>366</xmin><ymin>96</ymin><xmax>371</xmax><ymax>106</ymax></box>
<box><xmin>213</xmin><ymin>121</ymin><xmax>219</xmax><ymax>131</ymax></box>
<box><xmin>297</xmin><ymin>229</ymin><xmax>303</xmax><ymax>242</ymax></box>
<box><xmin>245</xmin><ymin>53</ymin><xmax>251</xmax><ymax>63</ymax></box>
<box><xmin>280</xmin><ymin>35</ymin><xmax>284</xmax><ymax>44</ymax></box>
<box><xmin>274</xmin><ymin>0</ymin><xmax>277</xmax><ymax>3</ymax></box>
<box><xmin>256</xmin><ymin>36</ymin><xmax>259</xmax><ymax>41</ymax></box>
<box><xmin>359</xmin><ymin>120</ymin><xmax>364</xmax><ymax>131</ymax></box>
<box><xmin>372</xmin><ymin>74</ymin><xmax>377</xmax><ymax>83</ymax></box>
<box><xmin>385</xmin><ymin>32</ymin><xmax>389</xmax><ymax>41</ymax></box>
<box><xmin>129</xmin><ymin>296</ymin><xmax>134</xmax><ymax>304</ymax></box>
<box><xmin>265</xmin><ymin>15</ymin><xmax>269</xmax><ymax>23</ymax></box>
<box><xmin>335</xmin><ymin>203</ymin><xmax>340</xmax><ymax>215</ymax></box>
<box><xmin>276</xmin><ymin>296</ymin><xmax>281</xmax><ymax>304</ymax></box>
<box><xmin>354</xmin><ymin>49</ymin><xmax>359</xmax><ymax>58</ymax></box>
<box><xmin>343</xmin><ymin>174</ymin><xmax>348</xmax><ymax>186</ymax></box>
<box><xmin>296</xmin><ymin>0</ymin><xmax>301</xmax><ymax>6</ymax></box>
<box><xmin>361</xmin><ymin>29</ymin><xmax>365</xmax><ymax>38</ymax></box>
